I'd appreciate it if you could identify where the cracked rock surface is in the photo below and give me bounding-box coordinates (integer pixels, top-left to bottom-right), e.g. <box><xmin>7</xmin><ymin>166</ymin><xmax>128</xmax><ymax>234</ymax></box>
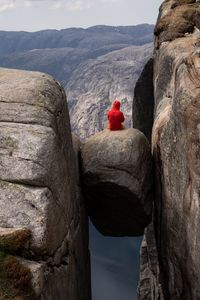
<box><xmin>81</xmin><ymin>128</ymin><xmax>153</xmax><ymax>236</ymax></box>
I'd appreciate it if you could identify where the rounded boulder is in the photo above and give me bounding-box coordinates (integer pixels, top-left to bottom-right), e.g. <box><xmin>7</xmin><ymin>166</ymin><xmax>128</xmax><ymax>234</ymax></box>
<box><xmin>81</xmin><ymin>128</ymin><xmax>153</xmax><ymax>236</ymax></box>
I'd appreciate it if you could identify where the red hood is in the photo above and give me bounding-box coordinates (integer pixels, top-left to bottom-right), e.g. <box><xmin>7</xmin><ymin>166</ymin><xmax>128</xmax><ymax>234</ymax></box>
<box><xmin>112</xmin><ymin>100</ymin><xmax>120</xmax><ymax>110</ymax></box>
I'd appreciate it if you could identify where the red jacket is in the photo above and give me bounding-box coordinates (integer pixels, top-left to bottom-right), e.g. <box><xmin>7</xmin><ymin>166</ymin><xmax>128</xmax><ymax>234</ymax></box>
<box><xmin>108</xmin><ymin>100</ymin><xmax>125</xmax><ymax>130</ymax></box>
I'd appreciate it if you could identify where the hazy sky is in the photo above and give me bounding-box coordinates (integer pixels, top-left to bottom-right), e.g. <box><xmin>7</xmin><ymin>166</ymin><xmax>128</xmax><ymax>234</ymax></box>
<box><xmin>0</xmin><ymin>0</ymin><xmax>163</xmax><ymax>32</ymax></box>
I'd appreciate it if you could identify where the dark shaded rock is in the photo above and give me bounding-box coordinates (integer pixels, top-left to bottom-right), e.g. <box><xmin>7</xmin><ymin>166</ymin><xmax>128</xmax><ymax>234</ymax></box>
<box><xmin>71</xmin><ymin>134</ymin><xmax>92</xmax><ymax>300</ymax></box>
<box><xmin>81</xmin><ymin>129</ymin><xmax>153</xmax><ymax>236</ymax></box>
<box><xmin>138</xmin><ymin>223</ymin><xmax>164</xmax><ymax>300</ymax></box>
<box><xmin>132</xmin><ymin>58</ymin><xmax>154</xmax><ymax>141</ymax></box>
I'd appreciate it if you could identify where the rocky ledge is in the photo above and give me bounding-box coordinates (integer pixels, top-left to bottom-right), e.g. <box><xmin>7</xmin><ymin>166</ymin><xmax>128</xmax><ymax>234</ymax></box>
<box><xmin>81</xmin><ymin>128</ymin><xmax>153</xmax><ymax>236</ymax></box>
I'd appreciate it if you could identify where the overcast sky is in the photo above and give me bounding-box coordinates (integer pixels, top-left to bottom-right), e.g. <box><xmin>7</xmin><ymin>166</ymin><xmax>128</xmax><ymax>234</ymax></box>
<box><xmin>0</xmin><ymin>0</ymin><xmax>163</xmax><ymax>32</ymax></box>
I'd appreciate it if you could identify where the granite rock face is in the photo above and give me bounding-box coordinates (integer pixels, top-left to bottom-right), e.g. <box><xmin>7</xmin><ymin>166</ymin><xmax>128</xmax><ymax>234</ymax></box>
<box><xmin>138</xmin><ymin>0</ymin><xmax>200</xmax><ymax>299</ymax></box>
<box><xmin>81</xmin><ymin>128</ymin><xmax>153</xmax><ymax>236</ymax></box>
<box><xmin>137</xmin><ymin>1</ymin><xmax>200</xmax><ymax>299</ymax></box>
<box><xmin>153</xmin><ymin>39</ymin><xmax>200</xmax><ymax>299</ymax></box>
<box><xmin>0</xmin><ymin>68</ymin><xmax>91</xmax><ymax>300</ymax></box>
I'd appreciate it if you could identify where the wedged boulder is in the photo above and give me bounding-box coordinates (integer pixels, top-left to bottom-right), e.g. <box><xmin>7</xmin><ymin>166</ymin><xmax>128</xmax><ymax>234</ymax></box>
<box><xmin>81</xmin><ymin>128</ymin><xmax>153</xmax><ymax>236</ymax></box>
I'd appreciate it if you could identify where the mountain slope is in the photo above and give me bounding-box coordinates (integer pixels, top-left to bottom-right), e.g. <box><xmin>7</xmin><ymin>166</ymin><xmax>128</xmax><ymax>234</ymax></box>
<box><xmin>0</xmin><ymin>24</ymin><xmax>153</xmax><ymax>86</ymax></box>
<box><xmin>0</xmin><ymin>44</ymin><xmax>141</xmax><ymax>86</ymax></box>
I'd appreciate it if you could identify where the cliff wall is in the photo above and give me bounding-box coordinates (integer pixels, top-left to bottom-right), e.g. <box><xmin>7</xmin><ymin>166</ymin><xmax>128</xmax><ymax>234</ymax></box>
<box><xmin>138</xmin><ymin>0</ymin><xmax>200</xmax><ymax>299</ymax></box>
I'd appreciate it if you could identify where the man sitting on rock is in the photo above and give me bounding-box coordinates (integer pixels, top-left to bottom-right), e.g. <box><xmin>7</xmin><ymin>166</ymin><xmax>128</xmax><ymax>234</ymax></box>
<box><xmin>108</xmin><ymin>99</ymin><xmax>125</xmax><ymax>130</ymax></box>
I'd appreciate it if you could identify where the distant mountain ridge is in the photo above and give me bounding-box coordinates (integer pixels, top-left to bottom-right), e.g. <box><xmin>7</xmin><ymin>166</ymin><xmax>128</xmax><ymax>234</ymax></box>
<box><xmin>0</xmin><ymin>24</ymin><xmax>154</xmax><ymax>86</ymax></box>
<box><xmin>0</xmin><ymin>24</ymin><xmax>154</xmax><ymax>55</ymax></box>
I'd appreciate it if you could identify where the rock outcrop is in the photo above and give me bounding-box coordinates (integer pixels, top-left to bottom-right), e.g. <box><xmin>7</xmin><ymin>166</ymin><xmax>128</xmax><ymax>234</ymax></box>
<box><xmin>138</xmin><ymin>0</ymin><xmax>200</xmax><ymax>299</ymax></box>
<box><xmin>81</xmin><ymin>128</ymin><xmax>153</xmax><ymax>236</ymax></box>
<box><xmin>0</xmin><ymin>68</ymin><xmax>91</xmax><ymax>300</ymax></box>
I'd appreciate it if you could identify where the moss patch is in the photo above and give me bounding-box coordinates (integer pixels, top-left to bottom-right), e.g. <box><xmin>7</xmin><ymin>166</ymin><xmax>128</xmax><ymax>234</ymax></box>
<box><xmin>0</xmin><ymin>229</ymin><xmax>31</xmax><ymax>257</ymax></box>
<box><xmin>0</xmin><ymin>251</ymin><xmax>36</xmax><ymax>300</ymax></box>
<box><xmin>155</xmin><ymin>3</ymin><xmax>200</xmax><ymax>46</ymax></box>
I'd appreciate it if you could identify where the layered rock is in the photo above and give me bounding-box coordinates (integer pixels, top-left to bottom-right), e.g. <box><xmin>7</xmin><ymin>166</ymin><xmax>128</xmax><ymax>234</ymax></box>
<box><xmin>81</xmin><ymin>128</ymin><xmax>153</xmax><ymax>236</ymax></box>
<box><xmin>0</xmin><ymin>68</ymin><xmax>90</xmax><ymax>300</ymax></box>
<box><xmin>138</xmin><ymin>0</ymin><xmax>200</xmax><ymax>299</ymax></box>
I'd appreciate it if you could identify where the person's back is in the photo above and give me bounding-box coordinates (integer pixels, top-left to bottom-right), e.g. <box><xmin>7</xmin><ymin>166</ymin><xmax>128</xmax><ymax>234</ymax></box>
<box><xmin>108</xmin><ymin>99</ymin><xmax>125</xmax><ymax>130</ymax></box>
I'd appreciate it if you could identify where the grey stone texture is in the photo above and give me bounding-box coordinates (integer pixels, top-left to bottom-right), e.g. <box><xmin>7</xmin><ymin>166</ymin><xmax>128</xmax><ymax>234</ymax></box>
<box><xmin>137</xmin><ymin>224</ymin><xmax>164</xmax><ymax>300</ymax></box>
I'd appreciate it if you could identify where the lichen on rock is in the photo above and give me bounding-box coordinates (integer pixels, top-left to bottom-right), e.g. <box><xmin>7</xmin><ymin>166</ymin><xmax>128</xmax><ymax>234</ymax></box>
<box><xmin>0</xmin><ymin>252</ymin><xmax>36</xmax><ymax>300</ymax></box>
<box><xmin>0</xmin><ymin>228</ymin><xmax>31</xmax><ymax>257</ymax></box>
<box><xmin>154</xmin><ymin>1</ymin><xmax>200</xmax><ymax>47</ymax></box>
